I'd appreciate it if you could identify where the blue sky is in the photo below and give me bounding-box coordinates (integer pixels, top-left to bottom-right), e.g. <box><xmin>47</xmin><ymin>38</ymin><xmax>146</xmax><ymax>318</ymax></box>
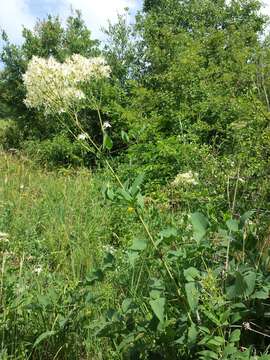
<box><xmin>0</xmin><ymin>0</ymin><xmax>143</xmax><ymax>44</ymax></box>
<box><xmin>1</xmin><ymin>0</ymin><xmax>270</xmax><ymax>46</ymax></box>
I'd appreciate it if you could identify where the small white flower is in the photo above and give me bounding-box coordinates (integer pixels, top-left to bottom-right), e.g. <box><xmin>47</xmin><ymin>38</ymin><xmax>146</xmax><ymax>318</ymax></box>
<box><xmin>77</xmin><ymin>133</ymin><xmax>88</xmax><ymax>140</ymax></box>
<box><xmin>23</xmin><ymin>54</ymin><xmax>111</xmax><ymax>114</ymax></box>
<box><xmin>33</xmin><ymin>265</ymin><xmax>42</xmax><ymax>275</ymax></box>
<box><xmin>171</xmin><ymin>171</ymin><xmax>199</xmax><ymax>187</ymax></box>
<box><xmin>103</xmin><ymin>121</ymin><xmax>112</xmax><ymax>130</ymax></box>
<box><xmin>0</xmin><ymin>232</ymin><xmax>9</xmax><ymax>241</ymax></box>
<box><xmin>243</xmin><ymin>322</ymin><xmax>251</xmax><ymax>330</ymax></box>
<box><xmin>102</xmin><ymin>244</ymin><xmax>116</xmax><ymax>254</ymax></box>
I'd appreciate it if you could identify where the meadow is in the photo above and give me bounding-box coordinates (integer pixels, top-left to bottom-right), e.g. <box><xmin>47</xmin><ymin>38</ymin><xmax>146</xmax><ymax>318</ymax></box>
<box><xmin>0</xmin><ymin>140</ymin><xmax>270</xmax><ymax>359</ymax></box>
<box><xmin>1</xmin><ymin>0</ymin><xmax>270</xmax><ymax>358</ymax></box>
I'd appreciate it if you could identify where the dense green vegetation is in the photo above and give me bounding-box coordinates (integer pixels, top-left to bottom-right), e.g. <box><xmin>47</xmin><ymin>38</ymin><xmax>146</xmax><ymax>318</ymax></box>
<box><xmin>0</xmin><ymin>1</ymin><xmax>270</xmax><ymax>359</ymax></box>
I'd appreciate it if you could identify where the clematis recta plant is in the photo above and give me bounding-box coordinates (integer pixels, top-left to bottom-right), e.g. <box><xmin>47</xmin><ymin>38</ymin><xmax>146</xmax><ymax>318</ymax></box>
<box><xmin>23</xmin><ymin>54</ymin><xmax>182</xmax><ymax>300</ymax></box>
<box><xmin>23</xmin><ymin>54</ymin><xmax>110</xmax><ymax>115</ymax></box>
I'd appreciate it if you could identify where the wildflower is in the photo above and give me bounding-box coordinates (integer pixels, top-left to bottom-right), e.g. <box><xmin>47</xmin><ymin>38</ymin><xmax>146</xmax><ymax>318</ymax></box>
<box><xmin>103</xmin><ymin>121</ymin><xmax>112</xmax><ymax>130</ymax></box>
<box><xmin>33</xmin><ymin>265</ymin><xmax>42</xmax><ymax>275</ymax></box>
<box><xmin>23</xmin><ymin>54</ymin><xmax>111</xmax><ymax>115</ymax></box>
<box><xmin>127</xmin><ymin>207</ymin><xmax>135</xmax><ymax>213</ymax></box>
<box><xmin>102</xmin><ymin>245</ymin><xmax>116</xmax><ymax>254</ymax></box>
<box><xmin>243</xmin><ymin>322</ymin><xmax>251</xmax><ymax>330</ymax></box>
<box><xmin>0</xmin><ymin>232</ymin><xmax>9</xmax><ymax>242</ymax></box>
<box><xmin>171</xmin><ymin>171</ymin><xmax>199</xmax><ymax>187</ymax></box>
<box><xmin>77</xmin><ymin>133</ymin><xmax>88</xmax><ymax>140</ymax></box>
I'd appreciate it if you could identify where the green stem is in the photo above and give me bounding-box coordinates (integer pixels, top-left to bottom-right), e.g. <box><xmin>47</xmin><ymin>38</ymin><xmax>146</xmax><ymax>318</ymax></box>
<box><xmin>136</xmin><ymin>209</ymin><xmax>182</xmax><ymax>299</ymax></box>
<box><xmin>27</xmin><ymin>81</ymin><xmax>183</xmax><ymax>301</ymax></box>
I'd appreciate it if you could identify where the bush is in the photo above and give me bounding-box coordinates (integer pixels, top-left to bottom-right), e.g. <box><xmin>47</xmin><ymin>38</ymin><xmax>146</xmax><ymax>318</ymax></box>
<box><xmin>23</xmin><ymin>133</ymin><xmax>92</xmax><ymax>168</ymax></box>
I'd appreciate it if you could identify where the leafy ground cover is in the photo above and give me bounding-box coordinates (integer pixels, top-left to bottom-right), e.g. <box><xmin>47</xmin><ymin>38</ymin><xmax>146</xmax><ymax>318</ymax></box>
<box><xmin>0</xmin><ymin>152</ymin><xmax>270</xmax><ymax>359</ymax></box>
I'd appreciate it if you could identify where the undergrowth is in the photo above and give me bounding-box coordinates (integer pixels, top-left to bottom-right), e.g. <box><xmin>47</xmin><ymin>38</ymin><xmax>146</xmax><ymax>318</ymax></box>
<box><xmin>0</xmin><ymin>152</ymin><xmax>270</xmax><ymax>359</ymax></box>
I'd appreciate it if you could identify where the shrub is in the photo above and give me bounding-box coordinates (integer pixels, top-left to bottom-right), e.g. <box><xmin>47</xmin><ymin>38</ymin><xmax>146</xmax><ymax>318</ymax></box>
<box><xmin>23</xmin><ymin>133</ymin><xmax>91</xmax><ymax>168</ymax></box>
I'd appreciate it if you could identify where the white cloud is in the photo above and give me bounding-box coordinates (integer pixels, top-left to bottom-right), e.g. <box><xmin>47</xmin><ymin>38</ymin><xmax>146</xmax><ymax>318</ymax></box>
<box><xmin>3</xmin><ymin>0</ymin><xmax>268</xmax><ymax>47</ymax></box>
<box><xmin>0</xmin><ymin>0</ymin><xmax>139</xmax><ymax>44</ymax></box>
<box><xmin>263</xmin><ymin>1</ymin><xmax>270</xmax><ymax>22</ymax></box>
<box><xmin>60</xmin><ymin>0</ymin><xmax>138</xmax><ymax>39</ymax></box>
<box><xmin>0</xmin><ymin>0</ymin><xmax>35</xmax><ymax>43</ymax></box>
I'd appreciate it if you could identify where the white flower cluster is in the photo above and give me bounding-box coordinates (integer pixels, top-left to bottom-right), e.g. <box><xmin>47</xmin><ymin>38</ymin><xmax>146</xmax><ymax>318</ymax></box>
<box><xmin>33</xmin><ymin>265</ymin><xmax>43</xmax><ymax>275</ymax></box>
<box><xmin>171</xmin><ymin>171</ymin><xmax>199</xmax><ymax>187</ymax></box>
<box><xmin>65</xmin><ymin>54</ymin><xmax>111</xmax><ymax>81</ymax></box>
<box><xmin>102</xmin><ymin>244</ymin><xmax>116</xmax><ymax>254</ymax></box>
<box><xmin>77</xmin><ymin>132</ymin><xmax>89</xmax><ymax>141</ymax></box>
<box><xmin>103</xmin><ymin>121</ymin><xmax>111</xmax><ymax>130</ymax></box>
<box><xmin>0</xmin><ymin>231</ymin><xmax>9</xmax><ymax>242</ymax></box>
<box><xmin>23</xmin><ymin>54</ymin><xmax>110</xmax><ymax>114</ymax></box>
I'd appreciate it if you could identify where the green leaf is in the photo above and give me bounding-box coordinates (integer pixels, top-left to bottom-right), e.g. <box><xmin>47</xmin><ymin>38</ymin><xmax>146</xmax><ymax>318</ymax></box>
<box><xmin>174</xmin><ymin>335</ymin><xmax>185</xmax><ymax>345</ymax></box>
<box><xmin>244</xmin><ymin>271</ymin><xmax>256</xmax><ymax>296</ymax></box>
<box><xmin>86</xmin><ymin>269</ymin><xmax>104</xmax><ymax>284</ymax></box>
<box><xmin>251</xmin><ymin>287</ymin><xmax>270</xmax><ymax>299</ymax></box>
<box><xmin>198</xmin><ymin>326</ymin><xmax>210</xmax><ymax>334</ymax></box>
<box><xmin>223</xmin><ymin>344</ymin><xmax>237</xmax><ymax>356</ymax></box>
<box><xmin>149</xmin><ymin>278</ymin><xmax>164</xmax><ymax>291</ymax></box>
<box><xmin>105</xmin><ymin>187</ymin><xmax>114</xmax><ymax>201</ymax></box>
<box><xmin>185</xmin><ymin>282</ymin><xmax>199</xmax><ymax>312</ymax></box>
<box><xmin>226</xmin><ymin>271</ymin><xmax>256</xmax><ymax>299</ymax></box>
<box><xmin>103</xmin><ymin>132</ymin><xmax>113</xmax><ymax>150</ymax></box>
<box><xmin>58</xmin><ymin>316</ymin><xmax>69</xmax><ymax>329</ymax></box>
<box><xmin>136</xmin><ymin>193</ymin><xmax>144</xmax><ymax>209</ymax></box>
<box><xmin>240</xmin><ymin>210</ymin><xmax>255</xmax><ymax>226</ymax></box>
<box><xmin>198</xmin><ymin>350</ymin><xmax>219</xmax><ymax>359</ymax></box>
<box><xmin>226</xmin><ymin>272</ymin><xmax>245</xmax><ymax>299</ymax></box>
<box><xmin>130</xmin><ymin>238</ymin><xmax>147</xmax><ymax>251</ymax></box>
<box><xmin>127</xmin><ymin>251</ymin><xmax>139</xmax><ymax>267</ymax></box>
<box><xmin>121</xmin><ymin>130</ymin><xmax>129</xmax><ymax>143</ymax></box>
<box><xmin>226</xmin><ymin>219</ymin><xmax>239</xmax><ymax>232</ymax></box>
<box><xmin>191</xmin><ymin>212</ymin><xmax>209</xmax><ymax>241</ymax></box>
<box><xmin>118</xmin><ymin>334</ymin><xmax>135</xmax><ymax>351</ymax></box>
<box><xmin>122</xmin><ymin>298</ymin><xmax>133</xmax><ymax>313</ymax></box>
<box><xmin>202</xmin><ymin>309</ymin><xmax>220</xmax><ymax>326</ymax></box>
<box><xmin>118</xmin><ymin>188</ymin><xmax>132</xmax><ymax>202</ymax></box>
<box><xmin>149</xmin><ymin>279</ymin><xmax>165</xmax><ymax>300</ymax></box>
<box><xmin>184</xmin><ymin>267</ymin><xmax>200</xmax><ymax>282</ymax></box>
<box><xmin>102</xmin><ymin>252</ymin><xmax>115</xmax><ymax>270</ymax></box>
<box><xmin>150</xmin><ymin>289</ymin><xmax>163</xmax><ymax>299</ymax></box>
<box><xmin>37</xmin><ymin>294</ymin><xmax>50</xmax><ymax>307</ymax></box>
<box><xmin>229</xmin><ymin>329</ymin><xmax>241</xmax><ymax>343</ymax></box>
<box><xmin>159</xmin><ymin>227</ymin><xmax>177</xmax><ymax>240</ymax></box>
<box><xmin>33</xmin><ymin>330</ymin><xmax>56</xmax><ymax>347</ymax></box>
<box><xmin>130</xmin><ymin>173</ymin><xmax>144</xmax><ymax>196</ymax></box>
<box><xmin>149</xmin><ymin>297</ymin><xmax>165</xmax><ymax>323</ymax></box>
<box><xmin>188</xmin><ymin>322</ymin><xmax>198</xmax><ymax>344</ymax></box>
<box><xmin>202</xmin><ymin>335</ymin><xmax>225</xmax><ymax>349</ymax></box>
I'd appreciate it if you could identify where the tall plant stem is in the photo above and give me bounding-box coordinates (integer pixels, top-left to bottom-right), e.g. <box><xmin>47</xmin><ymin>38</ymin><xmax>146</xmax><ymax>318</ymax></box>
<box><xmin>136</xmin><ymin>210</ymin><xmax>182</xmax><ymax>299</ymax></box>
<box><xmin>29</xmin><ymin>82</ymin><xmax>182</xmax><ymax>300</ymax></box>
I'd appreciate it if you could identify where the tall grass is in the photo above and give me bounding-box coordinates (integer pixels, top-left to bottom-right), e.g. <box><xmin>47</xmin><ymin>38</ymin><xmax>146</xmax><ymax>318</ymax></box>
<box><xmin>0</xmin><ymin>153</ymin><xmax>112</xmax><ymax>275</ymax></box>
<box><xmin>1</xmin><ymin>152</ymin><xmax>269</xmax><ymax>359</ymax></box>
<box><xmin>0</xmin><ymin>153</ymin><xmax>125</xmax><ymax>359</ymax></box>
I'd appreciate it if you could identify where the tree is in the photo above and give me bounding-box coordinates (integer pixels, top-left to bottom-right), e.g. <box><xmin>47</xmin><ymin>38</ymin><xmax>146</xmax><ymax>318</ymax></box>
<box><xmin>102</xmin><ymin>12</ymin><xmax>138</xmax><ymax>84</ymax></box>
<box><xmin>135</xmin><ymin>0</ymin><xmax>267</xmax><ymax>147</ymax></box>
<box><xmin>143</xmin><ymin>0</ymin><xmax>163</xmax><ymax>12</ymax></box>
